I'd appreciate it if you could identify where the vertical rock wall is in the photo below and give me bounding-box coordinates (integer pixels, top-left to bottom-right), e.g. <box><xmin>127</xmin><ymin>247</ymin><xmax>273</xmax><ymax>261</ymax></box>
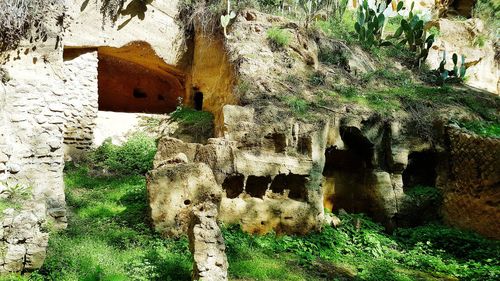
<box><xmin>441</xmin><ymin>127</ymin><xmax>500</xmax><ymax>239</ymax></box>
<box><xmin>63</xmin><ymin>49</ymin><xmax>99</xmax><ymax>156</ymax></box>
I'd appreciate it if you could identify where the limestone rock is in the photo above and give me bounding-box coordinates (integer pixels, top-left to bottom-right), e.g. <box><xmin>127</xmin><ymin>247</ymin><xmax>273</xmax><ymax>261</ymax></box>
<box><xmin>147</xmin><ymin>162</ymin><xmax>221</xmax><ymax>237</ymax></box>
<box><xmin>154</xmin><ymin>137</ymin><xmax>201</xmax><ymax>169</ymax></box>
<box><xmin>426</xmin><ymin>19</ymin><xmax>499</xmax><ymax>94</ymax></box>
<box><xmin>189</xmin><ymin>202</ymin><xmax>228</xmax><ymax>281</ymax></box>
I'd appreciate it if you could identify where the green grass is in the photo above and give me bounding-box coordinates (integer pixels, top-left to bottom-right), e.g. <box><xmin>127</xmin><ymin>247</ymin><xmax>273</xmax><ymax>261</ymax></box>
<box><xmin>89</xmin><ymin>133</ymin><xmax>157</xmax><ymax>176</ymax></box>
<box><xmin>35</xmin><ymin>166</ymin><xmax>192</xmax><ymax>281</ymax></box>
<box><xmin>314</xmin><ymin>11</ymin><xmax>357</xmax><ymax>44</ymax></box>
<box><xmin>457</xmin><ymin>120</ymin><xmax>500</xmax><ymax>138</ymax></box>
<box><xmin>267</xmin><ymin>27</ymin><xmax>292</xmax><ymax>48</ymax></box>
<box><xmin>170</xmin><ymin>107</ymin><xmax>213</xmax><ymax>127</ymax></box>
<box><xmin>170</xmin><ymin>107</ymin><xmax>214</xmax><ymax>141</ymax></box>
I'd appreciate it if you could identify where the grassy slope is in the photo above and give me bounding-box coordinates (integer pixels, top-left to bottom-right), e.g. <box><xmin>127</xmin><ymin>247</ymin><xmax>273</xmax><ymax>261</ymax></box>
<box><xmin>271</xmin><ymin>12</ymin><xmax>499</xmax><ymax>139</ymax></box>
<box><xmin>3</xmin><ymin>166</ymin><xmax>498</xmax><ymax>281</ymax></box>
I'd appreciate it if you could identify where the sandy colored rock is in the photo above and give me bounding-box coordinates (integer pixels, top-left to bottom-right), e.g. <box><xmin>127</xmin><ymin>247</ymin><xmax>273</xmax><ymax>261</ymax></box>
<box><xmin>426</xmin><ymin>19</ymin><xmax>499</xmax><ymax>95</ymax></box>
<box><xmin>441</xmin><ymin>127</ymin><xmax>500</xmax><ymax>239</ymax></box>
<box><xmin>147</xmin><ymin>162</ymin><xmax>221</xmax><ymax>237</ymax></box>
<box><xmin>189</xmin><ymin>202</ymin><xmax>228</xmax><ymax>281</ymax></box>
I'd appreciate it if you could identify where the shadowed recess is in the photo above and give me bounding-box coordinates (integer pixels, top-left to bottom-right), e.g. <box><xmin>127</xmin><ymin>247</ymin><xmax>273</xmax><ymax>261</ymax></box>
<box><xmin>96</xmin><ymin>41</ymin><xmax>186</xmax><ymax>113</ymax></box>
<box><xmin>270</xmin><ymin>174</ymin><xmax>308</xmax><ymax>201</ymax></box>
<box><xmin>246</xmin><ymin>176</ymin><xmax>271</xmax><ymax>198</ymax></box>
<box><xmin>222</xmin><ymin>174</ymin><xmax>245</xmax><ymax>199</ymax></box>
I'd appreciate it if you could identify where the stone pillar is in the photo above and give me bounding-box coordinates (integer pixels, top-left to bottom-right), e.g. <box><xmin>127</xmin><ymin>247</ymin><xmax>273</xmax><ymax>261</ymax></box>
<box><xmin>63</xmin><ymin>48</ymin><xmax>99</xmax><ymax>158</ymax></box>
<box><xmin>188</xmin><ymin>202</ymin><xmax>228</xmax><ymax>281</ymax></box>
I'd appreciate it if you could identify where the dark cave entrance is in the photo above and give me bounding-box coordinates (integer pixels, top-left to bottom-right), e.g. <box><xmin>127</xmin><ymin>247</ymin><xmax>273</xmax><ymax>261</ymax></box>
<box><xmin>396</xmin><ymin>150</ymin><xmax>440</xmax><ymax>227</ymax></box>
<box><xmin>402</xmin><ymin>151</ymin><xmax>438</xmax><ymax>189</ymax></box>
<box><xmin>323</xmin><ymin>127</ymin><xmax>375</xmax><ymax>214</ymax></box>
<box><xmin>222</xmin><ymin>174</ymin><xmax>245</xmax><ymax>199</ymax></box>
<box><xmin>270</xmin><ymin>174</ymin><xmax>308</xmax><ymax>201</ymax></box>
<box><xmin>245</xmin><ymin>176</ymin><xmax>271</xmax><ymax>198</ymax></box>
<box><xmin>194</xmin><ymin>91</ymin><xmax>204</xmax><ymax>111</ymax></box>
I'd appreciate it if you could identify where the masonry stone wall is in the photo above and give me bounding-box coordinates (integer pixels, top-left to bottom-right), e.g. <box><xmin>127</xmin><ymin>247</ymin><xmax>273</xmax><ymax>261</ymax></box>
<box><xmin>441</xmin><ymin>127</ymin><xmax>500</xmax><ymax>239</ymax></box>
<box><xmin>0</xmin><ymin>2</ymin><xmax>67</xmax><ymax>272</ymax></box>
<box><xmin>0</xmin><ymin>56</ymin><xmax>67</xmax><ymax>272</ymax></box>
<box><xmin>63</xmin><ymin>49</ymin><xmax>99</xmax><ymax>155</ymax></box>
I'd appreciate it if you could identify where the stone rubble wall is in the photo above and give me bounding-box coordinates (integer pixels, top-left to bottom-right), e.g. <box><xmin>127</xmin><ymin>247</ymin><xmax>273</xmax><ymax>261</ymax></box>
<box><xmin>0</xmin><ymin>1</ymin><xmax>67</xmax><ymax>272</ymax></box>
<box><xmin>442</xmin><ymin>127</ymin><xmax>500</xmax><ymax>239</ymax></box>
<box><xmin>0</xmin><ymin>52</ymin><xmax>67</xmax><ymax>273</ymax></box>
<box><xmin>63</xmin><ymin>49</ymin><xmax>99</xmax><ymax>156</ymax></box>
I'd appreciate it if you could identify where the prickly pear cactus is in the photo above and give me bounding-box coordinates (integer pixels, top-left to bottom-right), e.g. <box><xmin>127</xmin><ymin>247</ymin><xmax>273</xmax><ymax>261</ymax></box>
<box><xmin>221</xmin><ymin>0</ymin><xmax>236</xmax><ymax>38</ymax></box>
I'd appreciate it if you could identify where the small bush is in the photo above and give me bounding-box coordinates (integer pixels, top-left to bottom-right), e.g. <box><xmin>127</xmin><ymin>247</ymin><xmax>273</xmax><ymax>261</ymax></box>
<box><xmin>267</xmin><ymin>27</ymin><xmax>292</xmax><ymax>48</ymax></box>
<box><xmin>286</xmin><ymin>97</ymin><xmax>309</xmax><ymax>116</ymax></box>
<box><xmin>308</xmin><ymin>71</ymin><xmax>326</xmax><ymax>86</ymax></box>
<box><xmin>318</xmin><ymin>49</ymin><xmax>349</xmax><ymax>67</ymax></box>
<box><xmin>89</xmin><ymin>133</ymin><xmax>157</xmax><ymax>175</ymax></box>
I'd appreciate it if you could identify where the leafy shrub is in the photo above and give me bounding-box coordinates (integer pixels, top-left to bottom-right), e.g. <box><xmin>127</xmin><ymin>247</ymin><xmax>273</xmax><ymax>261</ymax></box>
<box><xmin>308</xmin><ymin>71</ymin><xmax>326</xmax><ymax>86</ymax></box>
<box><xmin>267</xmin><ymin>27</ymin><xmax>292</xmax><ymax>48</ymax></box>
<box><xmin>406</xmin><ymin>185</ymin><xmax>442</xmax><ymax>206</ymax></box>
<box><xmin>89</xmin><ymin>133</ymin><xmax>157</xmax><ymax>175</ymax></box>
<box><xmin>286</xmin><ymin>96</ymin><xmax>309</xmax><ymax>116</ymax></box>
<box><xmin>395</xmin><ymin>224</ymin><xmax>500</xmax><ymax>262</ymax></box>
<box><xmin>473</xmin><ymin>0</ymin><xmax>500</xmax><ymax>31</ymax></box>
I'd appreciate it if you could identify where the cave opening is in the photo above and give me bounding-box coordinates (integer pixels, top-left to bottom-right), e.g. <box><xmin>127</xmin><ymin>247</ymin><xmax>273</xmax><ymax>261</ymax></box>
<box><xmin>402</xmin><ymin>151</ymin><xmax>438</xmax><ymax>189</ymax></box>
<box><xmin>222</xmin><ymin>174</ymin><xmax>245</xmax><ymax>199</ymax></box>
<box><xmin>245</xmin><ymin>176</ymin><xmax>271</xmax><ymax>198</ymax></box>
<box><xmin>449</xmin><ymin>0</ymin><xmax>476</xmax><ymax>18</ymax></box>
<box><xmin>270</xmin><ymin>174</ymin><xmax>308</xmax><ymax>201</ymax></box>
<box><xmin>97</xmin><ymin>42</ymin><xmax>186</xmax><ymax>114</ymax></box>
<box><xmin>322</xmin><ymin>127</ymin><xmax>375</xmax><ymax>214</ymax></box>
<box><xmin>194</xmin><ymin>91</ymin><xmax>204</xmax><ymax>111</ymax></box>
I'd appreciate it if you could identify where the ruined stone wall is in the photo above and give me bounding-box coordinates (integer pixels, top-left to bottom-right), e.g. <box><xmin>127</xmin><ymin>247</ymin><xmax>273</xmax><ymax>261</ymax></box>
<box><xmin>0</xmin><ymin>62</ymin><xmax>66</xmax><ymax>272</ymax></box>
<box><xmin>441</xmin><ymin>127</ymin><xmax>500</xmax><ymax>239</ymax></box>
<box><xmin>0</xmin><ymin>1</ymin><xmax>67</xmax><ymax>272</ymax></box>
<box><xmin>63</xmin><ymin>49</ymin><xmax>99</xmax><ymax>156</ymax></box>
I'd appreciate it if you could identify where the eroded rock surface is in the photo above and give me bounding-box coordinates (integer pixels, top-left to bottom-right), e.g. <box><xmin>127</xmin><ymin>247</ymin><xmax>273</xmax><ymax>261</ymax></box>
<box><xmin>189</xmin><ymin>202</ymin><xmax>228</xmax><ymax>281</ymax></box>
<box><xmin>147</xmin><ymin>161</ymin><xmax>221</xmax><ymax>237</ymax></box>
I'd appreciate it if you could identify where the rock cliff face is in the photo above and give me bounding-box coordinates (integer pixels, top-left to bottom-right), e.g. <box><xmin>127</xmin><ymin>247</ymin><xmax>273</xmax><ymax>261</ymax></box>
<box><xmin>427</xmin><ymin>18</ymin><xmax>499</xmax><ymax>95</ymax></box>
